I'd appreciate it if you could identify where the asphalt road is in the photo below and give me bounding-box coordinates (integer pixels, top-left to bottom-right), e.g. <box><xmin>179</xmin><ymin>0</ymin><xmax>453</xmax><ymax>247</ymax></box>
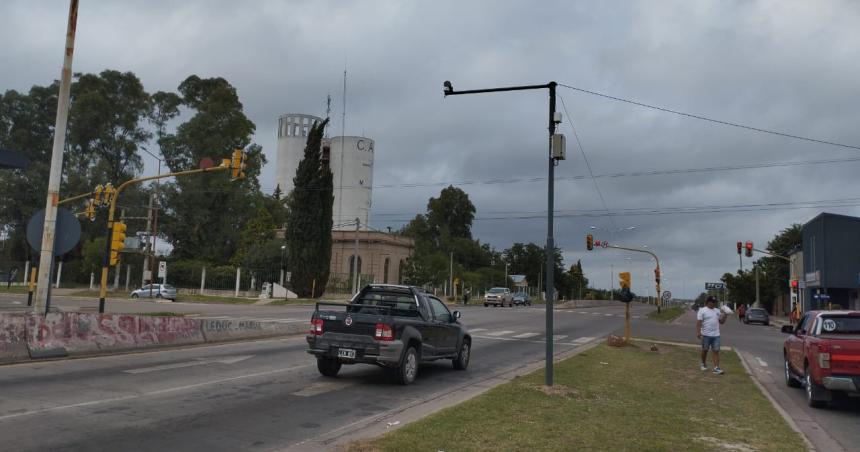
<box><xmin>626</xmin><ymin>309</ymin><xmax>860</xmax><ymax>452</ymax></box>
<box><xmin>0</xmin><ymin>302</ymin><xmax>652</xmax><ymax>451</ymax></box>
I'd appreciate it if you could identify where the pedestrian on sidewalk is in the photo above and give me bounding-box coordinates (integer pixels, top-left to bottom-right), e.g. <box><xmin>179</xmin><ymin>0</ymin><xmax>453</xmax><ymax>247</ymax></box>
<box><xmin>737</xmin><ymin>303</ymin><xmax>747</xmax><ymax>323</ymax></box>
<box><xmin>463</xmin><ymin>288</ymin><xmax>470</xmax><ymax>305</ymax></box>
<box><xmin>697</xmin><ymin>296</ymin><xmax>727</xmax><ymax>374</ymax></box>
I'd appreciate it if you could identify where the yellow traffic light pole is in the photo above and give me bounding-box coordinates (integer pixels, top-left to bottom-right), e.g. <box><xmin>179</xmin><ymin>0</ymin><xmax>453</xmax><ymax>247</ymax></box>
<box><xmin>603</xmin><ymin>243</ymin><xmax>662</xmax><ymax>313</ymax></box>
<box><xmin>97</xmin><ymin>156</ymin><xmax>243</xmax><ymax>312</ymax></box>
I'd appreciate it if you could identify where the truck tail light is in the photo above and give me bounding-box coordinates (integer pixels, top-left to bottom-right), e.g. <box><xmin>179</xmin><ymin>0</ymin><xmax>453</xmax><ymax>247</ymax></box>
<box><xmin>374</xmin><ymin>323</ymin><xmax>394</xmax><ymax>341</ymax></box>
<box><xmin>310</xmin><ymin>318</ymin><xmax>324</xmax><ymax>335</ymax></box>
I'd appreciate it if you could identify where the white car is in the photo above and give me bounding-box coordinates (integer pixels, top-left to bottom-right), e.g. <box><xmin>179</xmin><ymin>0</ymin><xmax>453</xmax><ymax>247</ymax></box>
<box><xmin>484</xmin><ymin>287</ymin><xmax>512</xmax><ymax>307</ymax></box>
<box><xmin>130</xmin><ymin>284</ymin><xmax>177</xmax><ymax>301</ymax></box>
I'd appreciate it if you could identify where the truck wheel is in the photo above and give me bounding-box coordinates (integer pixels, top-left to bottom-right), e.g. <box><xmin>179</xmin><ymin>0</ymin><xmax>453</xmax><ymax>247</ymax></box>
<box><xmin>396</xmin><ymin>346</ymin><xmax>419</xmax><ymax>385</ymax></box>
<box><xmin>805</xmin><ymin>364</ymin><xmax>827</xmax><ymax>408</ymax></box>
<box><xmin>452</xmin><ymin>339</ymin><xmax>470</xmax><ymax>370</ymax></box>
<box><xmin>317</xmin><ymin>358</ymin><xmax>341</xmax><ymax>377</ymax></box>
<box><xmin>784</xmin><ymin>355</ymin><xmax>800</xmax><ymax>388</ymax></box>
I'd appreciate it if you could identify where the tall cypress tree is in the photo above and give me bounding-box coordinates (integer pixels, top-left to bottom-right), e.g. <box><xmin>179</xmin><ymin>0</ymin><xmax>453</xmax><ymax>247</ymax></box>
<box><xmin>285</xmin><ymin>119</ymin><xmax>331</xmax><ymax>297</ymax></box>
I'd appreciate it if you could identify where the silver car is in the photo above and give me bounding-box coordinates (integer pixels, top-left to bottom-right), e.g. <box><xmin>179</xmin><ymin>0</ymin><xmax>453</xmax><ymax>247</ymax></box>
<box><xmin>131</xmin><ymin>284</ymin><xmax>177</xmax><ymax>301</ymax></box>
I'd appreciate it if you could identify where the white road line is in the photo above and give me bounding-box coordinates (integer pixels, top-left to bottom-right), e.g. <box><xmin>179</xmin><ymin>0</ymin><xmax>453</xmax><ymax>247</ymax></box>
<box><xmin>486</xmin><ymin>330</ymin><xmax>515</xmax><ymax>337</ymax></box>
<box><xmin>591</xmin><ymin>312</ymin><xmax>601</xmax><ymax>315</ymax></box>
<box><xmin>0</xmin><ymin>364</ymin><xmax>312</xmax><ymax>421</ymax></box>
<box><xmin>513</xmin><ymin>333</ymin><xmax>540</xmax><ymax>339</ymax></box>
<box><xmin>604</xmin><ymin>313</ymin><xmax>613</xmax><ymax>317</ymax></box>
<box><xmin>124</xmin><ymin>355</ymin><xmax>254</xmax><ymax>374</ymax></box>
<box><xmin>469</xmin><ymin>328</ymin><xmax>487</xmax><ymax>333</ymax></box>
<box><xmin>573</xmin><ymin>336</ymin><xmax>595</xmax><ymax>343</ymax></box>
<box><xmin>755</xmin><ymin>357</ymin><xmax>768</xmax><ymax>367</ymax></box>
<box><xmin>292</xmin><ymin>380</ymin><xmax>355</xmax><ymax>397</ymax></box>
<box><xmin>553</xmin><ymin>335</ymin><xmax>568</xmax><ymax>341</ymax></box>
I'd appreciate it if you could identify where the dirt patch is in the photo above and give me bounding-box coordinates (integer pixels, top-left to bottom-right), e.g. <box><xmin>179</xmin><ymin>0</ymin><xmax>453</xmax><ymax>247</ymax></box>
<box><xmin>694</xmin><ymin>436</ymin><xmax>756</xmax><ymax>451</ymax></box>
<box><xmin>529</xmin><ymin>383</ymin><xmax>580</xmax><ymax>398</ymax></box>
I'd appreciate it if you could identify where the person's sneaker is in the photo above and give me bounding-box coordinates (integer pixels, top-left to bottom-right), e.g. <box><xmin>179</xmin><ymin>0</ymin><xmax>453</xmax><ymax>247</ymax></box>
<box><xmin>700</xmin><ymin>363</ymin><xmax>708</xmax><ymax>371</ymax></box>
<box><xmin>713</xmin><ymin>367</ymin><xmax>724</xmax><ymax>375</ymax></box>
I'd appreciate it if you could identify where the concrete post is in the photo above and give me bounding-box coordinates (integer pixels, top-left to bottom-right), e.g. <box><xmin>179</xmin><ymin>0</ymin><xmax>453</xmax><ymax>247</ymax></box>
<box><xmin>235</xmin><ymin>267</ymin><xmax>241</xmax><ymax>297</ymax></box>
<box><xmin>125</xmin><ymin>264</ymin><xmax>131</xmax><ymax>291</ymax></box>
<box><xmin>55</xmin><ymin>261</ymin><xmax>63</xmax><ymax>288</ymax></box>
<box><xmin>250</xmin><ymin>274</ymin><xmax>256</xmax><ymax>295</ymax></box>
<box><xmin>89</xmin><ymin>272</ymin><xmax>94</xmax><ymax>290</ymax></box>
<box><xmin>23</xmin><ymin>261</ymin><xmax>30</xmax><ymax>288</ymax></box>
<box><xmin>200</xmin><ymin>267</ymin><xmax>206</xmax><ymax>295</ymax></box>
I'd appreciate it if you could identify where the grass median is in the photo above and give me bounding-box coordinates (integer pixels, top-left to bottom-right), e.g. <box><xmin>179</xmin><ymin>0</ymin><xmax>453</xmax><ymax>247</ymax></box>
<box><xmin>647</xmin><ymin>306</ymin><xmax>686</xmax><ymax>322</ymax></box>
<box><xmin>348</xmin><ymin>342</ymin><xmax>805</xmax><ymax>452</ymax></box>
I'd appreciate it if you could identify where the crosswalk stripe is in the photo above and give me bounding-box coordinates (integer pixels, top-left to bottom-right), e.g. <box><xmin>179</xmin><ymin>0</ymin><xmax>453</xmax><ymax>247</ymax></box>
<box><xmin>573</xmin><ymin>336</ymin><xmax>595</xmax><ymax>343</ymax></box>
<box><xmin>486</xmin><ymin>330</ymin><xmax>515</xmax><ymax>336</ymax></box>
<box><xmin>553</xmin><ymin>335</ymin><xmax>568</xmax><ymax>341</ymax></box>
<box><xmin>604</xmin><ymin>313</ymin><xmax>613</xmax><ymax>317</ymax></box>
<box><xmin>513</xmin><ymin>332</ymin><xmax>540</xmax><ymax>339</ymax></box>
<box><xmin>469</xmin><ymin>328</ymin><xmax>487</xmax><ymax>333</ymax></box>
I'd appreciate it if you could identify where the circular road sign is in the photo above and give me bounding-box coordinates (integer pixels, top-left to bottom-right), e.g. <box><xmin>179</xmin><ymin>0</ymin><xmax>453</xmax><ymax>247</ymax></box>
<box><xmin>661</xmin><ymin>291</ymin><xmax>672</xmax><ymax>301</ymax></box>
<box><xmin>26</xmin><ymin>207</ymin><xmax>82</xmax><ymax>257</ymax></box>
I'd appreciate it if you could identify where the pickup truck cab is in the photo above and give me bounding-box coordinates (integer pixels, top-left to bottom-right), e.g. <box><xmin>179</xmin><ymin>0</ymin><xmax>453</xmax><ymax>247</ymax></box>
<box><xmin>306</xmin><ymin>284</ymin><xmax>471</xmax><ymax>385</ymax></box>
<box><xmin>484</xmin><ymin>287</ymin><xmax>512</xmax><ymax>307</ymax></box>
<box><xmin>782</xmin><ymin>310</ymin><xmax>860</xmax><ymax>407</ymax></box>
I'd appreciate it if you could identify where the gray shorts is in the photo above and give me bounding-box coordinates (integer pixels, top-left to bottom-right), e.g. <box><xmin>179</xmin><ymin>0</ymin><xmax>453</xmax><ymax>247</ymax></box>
<box><xmin>701</xmin><ymin>335</ymin><xmax>720</xmax><ymax>351</ymax></box>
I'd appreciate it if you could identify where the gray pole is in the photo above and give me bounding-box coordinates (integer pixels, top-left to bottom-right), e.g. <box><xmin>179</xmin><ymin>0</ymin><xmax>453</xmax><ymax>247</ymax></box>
<box><xmin>142</xmin><ymin>193</ymin><xmax>153</xmax><ymax>286</ymax></box>
<box><xmin>353</xmin><ymin>218</ymin><xmax>360</xmax><ymax>293</ymax></box>
<box><xmin>449</xmin><ymin>251</ymin><xmax>454</xmax><ymax>298</ymax></box>
<box><xmin>755</xmin><ymin>265</ymin><xmax>760</xmax><ymax>308</ymax></box>
<box><xmin>34</xmin><ymin>0</ymin><xmax>79</xmax><ymax>313</ymax></box>
<box><xmin>544</xmin><ymin>81</ymin><xmax>557</xmax><ymax>386</ymax></box>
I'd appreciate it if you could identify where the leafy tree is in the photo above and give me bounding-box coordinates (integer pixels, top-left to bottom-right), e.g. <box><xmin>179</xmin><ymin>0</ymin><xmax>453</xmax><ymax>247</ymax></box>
<box><xmin>155</xmin><ymin>75</ymin><xmax>265</xmax><ymax>263</ymax></box>
<box><xmin>284</xmin><ymin>119</ymin><xmax>332</xmax><ymax>297</ymax></box>
<box><xmin>761</xmin><ymin>224</ymin><xmax>802</xmax><ymax>296</ymax></box>
<box><xmin>426</xmin><ymin>185</ymin><xmax>476</xmax><ymax>242</ymax></box>
<box><xmin>568</xmin><ymin>260</ymin><xmax>589</xmax><ymax>299</ymax></box>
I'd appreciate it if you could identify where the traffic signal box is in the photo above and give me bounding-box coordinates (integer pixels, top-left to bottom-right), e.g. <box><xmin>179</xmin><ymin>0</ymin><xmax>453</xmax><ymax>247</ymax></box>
<box><xmin>230</xmin><ymin>149</ymin><xmax>246</xmax><ymax>181</ymax></box>
<box><xmin>654</xmin><ymin>267</ymin><xmax>661</xmax><ymax>285</ymax></box>
<box><xmin>791</xmin><ymin>279</ymin><xmax>799</xmax><ymax>294</ymax></box>
<box><xmin>586</xmin><ymin>234</ymin><xmax>594</xmax><ymax>251</ymax></box>
<box><xmin>736</xmin><ymin>241</ymin><xmax>742</xmax><ymax>255</ymax></box>
<box><xmin>745</xmin><ymin>241</ymin><xmax>753</xmax><ymax>257</ymax></box>
<box><xmin>110</xmin><ymin>222</ymin><xmax>127</xmax><ymax>266</ymax></box>
<box><xmin>618</xmin><ymin>272</ymin><xmax>633</xmax><ymax>303</ymax></box>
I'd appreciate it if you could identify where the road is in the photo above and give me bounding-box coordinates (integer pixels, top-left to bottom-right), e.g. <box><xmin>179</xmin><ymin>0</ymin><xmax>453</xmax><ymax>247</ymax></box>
<box><xmin>627</xmin><ymin>309</ymin><xmax>860</xmax><ymax>452</ymax></box>
<box><xmin>0</xmin><ymin>302</ymin><xmax>652</xmax><ymax>451</ymax></box>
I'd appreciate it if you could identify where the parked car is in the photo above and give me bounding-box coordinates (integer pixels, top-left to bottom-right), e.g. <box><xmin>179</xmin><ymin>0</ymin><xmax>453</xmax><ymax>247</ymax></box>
<box><xmin>782</xmin><ymin>310</ymin><xmax>860</xmax><ymax>407</ymax></box>
<box><xmin>130</xmin><ymin>284</ymin><xmax>177</xmax><ymax>301</ymax></box>
<box><xmin>306</xmin><ymin>284</ymin><xmax>471</xmax><ymax>385</ymax></box>
<box><xmin>744</xmin><ymin>308</ymin><xmax>770</xmax><ymax>325</ymax></box>
<box><xmin>484</xmin><ymin>287</ymin><xmax>512</xmax><ymax>307</ymax></box>
<box><xmin>512</xmin><ymin>292</ymin><xmax>531</xmax><ymax>306</ymax></box>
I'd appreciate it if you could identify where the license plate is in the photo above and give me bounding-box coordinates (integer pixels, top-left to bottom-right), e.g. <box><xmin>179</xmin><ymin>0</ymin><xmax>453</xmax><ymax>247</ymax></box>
<box><xmin>337</xmin><ymin>348</ymin><xmax>356</xmax><ymax>359</ymax></box>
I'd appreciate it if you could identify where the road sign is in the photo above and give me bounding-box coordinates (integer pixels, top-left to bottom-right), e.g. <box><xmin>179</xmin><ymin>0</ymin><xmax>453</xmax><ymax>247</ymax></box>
<box><xmin>157</xmin><ymin>261</ymin><xmax>167</xmax><ymax>278</ymax></box>
<box><xmin>26</xmin><ymin>207</ymin><xmax>81</xmax><ymax>256</ymax></box>
<box><xmin>286</xmin><ymin>271</ymin><xmax>292</xmax><ymax>282</ymax></box>
<box><xmin>705</xmin><ymin>282</ymin><xmax>725</xmax><ymax>290</ymax></box>
<box><xmin>662</xmin><ymin>291</ymin><xmax>672</xmax><ymax>301</ymax></box>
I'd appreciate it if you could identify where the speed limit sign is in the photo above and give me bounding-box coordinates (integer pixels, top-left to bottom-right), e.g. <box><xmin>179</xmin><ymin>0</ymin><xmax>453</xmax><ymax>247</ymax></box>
<box><xmin>661</xmin><ymin>291</ymin><xmax>672</xmax><ymax>301</ymax></box>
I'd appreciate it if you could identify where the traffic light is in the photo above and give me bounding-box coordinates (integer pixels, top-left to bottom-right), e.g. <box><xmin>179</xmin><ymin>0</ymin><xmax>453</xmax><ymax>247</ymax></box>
<box><xmin>586</xmin><ymin>234</ymin><xmax>594</xmax><ymax>251</ymax></box>
<box><xmin>110</xmin><ymin>222</ymin><xmax>127</xmax><ymax>266</ymax></box>
<box><xmin>736</xmin><ymin>241</ymin><xmax>742</xmax><ymax>255</ymax></box>
<box><xmin>790</xmin><ymin>279</ymin><xmax>798</xmax><ymax>294</ymax></box>
<box><xmin>85</xmin><ymin>199</ymin><xmax>96</xmax><ymax>221</ymax></box>
<box><xmin>93</xmin><ymin>184</ymin><xmax>104</xmax><ymax>205</ymax></box>
<box><xmin>654</xmin><ymin>267</ymin><xmax>661</xmax><ymax>285</ymax></box>
<box><xmin>230</xmin><ymin>149</ymin><xmax>246</xmax><ymax>181</ymax></box>
<box><xmin>102</xmin><ymin>183</ymin><xmax>116</xmax><ymax>206</ymax></box>
<box><xmin>618</xmin><ymin>272</ymin><xmax>631</xmax><ymax>289</ymax></box>
<box><xmin>744</xmin><ymin>241</ymin><xmax>753</xmax><ymax>257</ymax></box>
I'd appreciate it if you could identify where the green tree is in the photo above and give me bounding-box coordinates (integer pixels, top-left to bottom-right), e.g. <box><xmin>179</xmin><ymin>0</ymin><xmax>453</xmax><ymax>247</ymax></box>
<box><xmin>426</xmin><ymin>185</ymin><xmax>476</xmax><ymax>242</ymax></box>
<box><xmin>155</xmin><ymin>75</ymin><xmax>265</xmax><ymax>263</ymax></box>
<box><xmin>284</xmin><ymin>119</ymin><xmax>332</xmax><ymax>297</ymax></box>
<box><xmin>761</xmin><ymin>224</ymin><xmax>802</xmax><ymax>297</ymax></box>
<box><xmin>568</xmin><ymin>260</ymin><xmax>589</xmax><ymax>299</ymax></box>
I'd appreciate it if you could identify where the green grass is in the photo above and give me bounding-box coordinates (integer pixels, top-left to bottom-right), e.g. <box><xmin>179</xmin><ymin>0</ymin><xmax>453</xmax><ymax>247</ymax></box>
<box><xmin>647</xmin><ymin>306</ymin><xmax>686</xmax><ymax>322</ymax></box>
<box><xmin>0</xmin><ymin>286</ymin><xmax>31</xmax><ymax>294</ymax></box>
<box><xmin>349</xmin><ymin>343</ymin><xmax>805</xmax><ymax>452</ymax></box>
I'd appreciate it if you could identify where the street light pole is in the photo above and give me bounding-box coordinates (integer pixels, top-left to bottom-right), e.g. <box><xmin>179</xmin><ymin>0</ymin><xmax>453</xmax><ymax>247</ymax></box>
<box><xmin>443</xmin><ymin>80</ymin><xmax>560</xmax><ymax>386</ymax></box>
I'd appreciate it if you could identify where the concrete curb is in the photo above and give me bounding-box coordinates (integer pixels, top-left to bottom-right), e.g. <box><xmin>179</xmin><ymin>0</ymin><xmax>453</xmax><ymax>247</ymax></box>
<box><xmin>735</xmin><ymin>348</ymin><xmax>819</xmax><ymax>452</ymax></box>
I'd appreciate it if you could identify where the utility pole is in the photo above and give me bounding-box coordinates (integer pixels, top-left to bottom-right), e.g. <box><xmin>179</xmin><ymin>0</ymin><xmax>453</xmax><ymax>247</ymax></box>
<box><xmin>755</xmin><ymin>265</ymin><xmax>761</xmax><ymax>308</ymax></box>
<box><xmin>449</xmin><ymin>251</ymin><xmax>454</xmax><ymax>298</ymax></box>
<box><xmin>353</xmin><ymin>218</ymin><xmax>359</xmax><ymax>293</ymax></box>
<box><xmin>34</xmin><ymin>0</ymin><xmax>79</xmax><ymax>313</ymax></box>
<box><xmin>142</xmin><ymin>193</ymin><xmax>153</xmax><ymax>287</ymax></box>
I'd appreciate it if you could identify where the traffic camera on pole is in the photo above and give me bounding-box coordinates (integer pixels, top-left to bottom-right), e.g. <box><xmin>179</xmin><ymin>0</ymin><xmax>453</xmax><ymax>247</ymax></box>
<box><xmin>586</xmin><ymin>234</ymin><xmax>594</xmax><ymax>251</ymax></box>
<box><xmin>745</xmin><ymin>241</ymin><xmax>753</xmax><ymax>257</ymax></box>
<box><xmin>110</xmin><ymin>222</ymin><xmax>127</xmax><ymax>266</ymax></box>
<box><xmin>230</xmin><ymin>149</ymin><xmax>246</xmax><ymax>181</ymax></box>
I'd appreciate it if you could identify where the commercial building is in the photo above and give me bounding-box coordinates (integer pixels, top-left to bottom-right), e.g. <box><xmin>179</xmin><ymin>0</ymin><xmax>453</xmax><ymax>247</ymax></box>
<box><xmin>800</xmin><ymin>212</ymin><xmax>860</xmax><ymax>311</ymax></box>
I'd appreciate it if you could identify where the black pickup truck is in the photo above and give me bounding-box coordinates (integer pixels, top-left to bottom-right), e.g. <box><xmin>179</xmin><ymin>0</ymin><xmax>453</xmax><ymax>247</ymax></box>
<box><xmin>306</xmin><ymin>284</ymin><xmax>471</xmax><ymax>385</ymax></box>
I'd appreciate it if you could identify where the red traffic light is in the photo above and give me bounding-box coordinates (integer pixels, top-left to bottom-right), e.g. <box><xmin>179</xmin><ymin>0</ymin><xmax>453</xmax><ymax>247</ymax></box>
<box><xmin>790</xmin><ymin>280</ymin><xmax>798</xmax><ymax>288</ymax></box>
<box><xmin>744</xmin><ymin>241</ymin><xmax>753</xmax><ymax>257</ymax></box>
<box><xmin>736</xmin><ymin>241</ymin><xmax>742</xmax><ymax>255</ymax></box>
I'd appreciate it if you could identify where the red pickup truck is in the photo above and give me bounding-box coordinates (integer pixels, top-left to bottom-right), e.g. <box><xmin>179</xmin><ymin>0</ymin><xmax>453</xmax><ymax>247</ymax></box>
<box><xmin>782</xmin><ymin>310</ymin><xmax>860</xmax><ymax>407</ymax></box>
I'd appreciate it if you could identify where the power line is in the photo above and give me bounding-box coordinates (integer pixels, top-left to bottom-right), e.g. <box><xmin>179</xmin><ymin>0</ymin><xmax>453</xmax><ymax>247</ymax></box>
<box><xmin>558</xmin><ymin>83</ymin><xmax>860</xmax><ymax>151</ymax></box>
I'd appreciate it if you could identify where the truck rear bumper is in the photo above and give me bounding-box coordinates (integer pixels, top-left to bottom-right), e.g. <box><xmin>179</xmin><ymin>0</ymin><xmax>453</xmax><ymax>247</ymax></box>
<box><xmin>822</xmin><ymin>376</ymin><xmax>860</xmax><ymax>392</ymax></box>
<box><xmin>307</xmin><ymin>334</ymin><xmax>404</xmax><ymax>366</ymax></box>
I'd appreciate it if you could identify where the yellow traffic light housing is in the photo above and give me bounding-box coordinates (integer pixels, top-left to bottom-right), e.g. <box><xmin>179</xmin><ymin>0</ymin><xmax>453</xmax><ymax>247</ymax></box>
<box><xmin>230</xmin><ymin>149</ymin><xmax>246</xmax><ymax>181</ymax></box>
<box><xmin>85</xmin><ymin>199</ymin><xmax>96</xmax><ymax>221</ymax></box>
<box><xmin>586</xmin><ymin>234</ymin><xmax>593</xmax><ymax>251</ymax></box>
<box><xmin>619</xmin><ymin>272</ymin><xmax>631</xmax><ymax>290</ymax></box>
<box><xmin>93</xmin><ymin>184</ymin><xmax>104</xmax><ymax>205</ymax></box>
<box><xmin>102</xmin><ymin>183</ymin><xmax>116</xmax><ymax>206</ymax></box>
<box><xmin>110</xmin><ymin>222</ymin><xmax>127</xmax><ymax>266</ymax></box>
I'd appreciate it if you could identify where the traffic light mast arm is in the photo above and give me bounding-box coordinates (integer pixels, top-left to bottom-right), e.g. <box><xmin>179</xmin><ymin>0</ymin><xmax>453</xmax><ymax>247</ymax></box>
<box><xmin>605</xmin><ymin>243</ymin><xmax>662</xmax><ymax>312</ymax></box>
<box><xmin>97</xmin><ymin>163</ymin><xmax>233</xmax><ymax>312</ymax></box>
<box><xmin>57</xmin><ymin>190</ymin><xmax>94</xmax><ymax>206</ymax></box>
<box><xmin>750</xmin><ymin>248</ymin><xmax>790</xmax><ymax>262</ymax></box>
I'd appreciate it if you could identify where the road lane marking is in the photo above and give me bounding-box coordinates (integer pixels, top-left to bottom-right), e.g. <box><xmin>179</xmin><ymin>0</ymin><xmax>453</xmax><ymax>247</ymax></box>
<box><xmin>513</xmin><ymin>333</ymin><xmax>540</xmax><ymax>339</ymax></box>
<box><xmin>0</xmin><ymin>363</ymin><xmax>312</xmax><ymax>422</ymax></box>
<box><xmin>573</xmin><ymin>336</ymin><xmax>595</xmax><ymax>343</ymax></box>
<box><xmin>591</xmin><ymin>312</ymin><xmax>601</xmax><ymax>315</ymax></box>
<box><xmin>292</xmin><ymin>380</ymin><xmax>356</xmax><ymax>397</ymax></box>
<box><xmin>604</xmin><ymin>313</ymin><xmax>613</xmax><ymax>317</ymax></box>
<box><xmin>486</xmin><ymin>330</ymin><xmax>515</xmax><ymax>336</ymax></box>
<box><xmin>469</xmin><ymin>328</ymin><xmax>487</xmax><ymax>333</ymax></box>
<box><xmin>755</xmin><ymin>357</ymin><xmax>768</xmax><ymax>367</ymax></box>
<box><xmin>124</xmin><ymin>355</ymin><xmax>254</xmax><ymax>374</ymax></box>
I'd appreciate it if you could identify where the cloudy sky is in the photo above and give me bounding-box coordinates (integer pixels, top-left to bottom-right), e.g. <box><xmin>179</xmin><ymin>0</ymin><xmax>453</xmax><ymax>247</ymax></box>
<box><xmin>4</xmin><ymin>0</ymin><xmax>860</xmax><ymax>298</ymax></box>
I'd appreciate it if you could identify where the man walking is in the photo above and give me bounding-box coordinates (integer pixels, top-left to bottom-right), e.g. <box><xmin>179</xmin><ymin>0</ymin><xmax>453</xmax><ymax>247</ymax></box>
<box><xmin>697</xmin><ymin>296</ymin><xmax>727</xmax><ymax>374</ymax></box>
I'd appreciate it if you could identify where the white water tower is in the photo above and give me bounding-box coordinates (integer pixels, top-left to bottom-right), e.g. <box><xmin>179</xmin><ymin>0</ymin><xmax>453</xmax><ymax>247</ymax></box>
<box><xmin>274</xmin><ymin>113</ymin><xmax>324</xmax><ymax>195</ymax></box>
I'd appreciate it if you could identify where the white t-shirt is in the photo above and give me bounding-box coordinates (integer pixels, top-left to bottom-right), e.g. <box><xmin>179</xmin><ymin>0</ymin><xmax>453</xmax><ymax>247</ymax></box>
<box><xmin>697</xmin><ymin>306</ymin><xmax>722</xmax><ymax>337</ymax></box>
